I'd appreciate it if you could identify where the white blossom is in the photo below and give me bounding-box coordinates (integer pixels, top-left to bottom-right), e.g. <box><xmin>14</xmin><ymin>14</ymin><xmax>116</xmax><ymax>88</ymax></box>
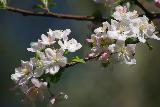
<box><xmin>107</xmin><ymin>19</ymin><xmax>131</xmax><ymax>40</ymax></box>
<box><xmin>45</xmin><ymin>65</ymin><xmax>60</xmax><ymax>75</ymax></box>
<box><xmin>42</xmin><ymin>48</ymin><xmax>67</xmax><ymax>75</ymax></box>
<box><xmin>88</xmin><ymin>5</ymin><xmax>160</xmax><ymax>65</ymax></box>
<box><xmin>31</xmin><ymin>78</ymin><xmax>47</xmax><ymax>88</ymax></box>
<box><xmin>108</xmin><ymin>40</ymin><xmax>136</xmax><ymax>65</ymax></box>
<box><xmin>58</xmin><ymin>38</ymin><xmax>82</xmax><ymax>52</ymax></box>
<box><xmin>130</xmin><ymin>15</ymin><xmax>160</xmax><ymax>43</ymax></box>
<box><xmin>11</xmin><ymin>60</ymin><xmax>33</xmax><ymax>83</ymax></box>
<box><xmin>40</xmin><ymin>33</ymin><xmax>55</xmax><ymax>45</ymax></box>
<box><xmin>48</xmin><ymin>29</ymin><xmax>71</xmax><ymax>40</ymax></box>
<box><xmin>113</xmin><ymin>5</ymin><xmax>138</xmax><ymax>21</ymax></box>
<box><xmin>12</xmin><ymin>28</ymin><xmax>82</xmax><ymax>102</ymax></box>
<box><xmin>27</xmin><ymin>40</ymin><xmax>45</xmax><ymax>52</ymax></box>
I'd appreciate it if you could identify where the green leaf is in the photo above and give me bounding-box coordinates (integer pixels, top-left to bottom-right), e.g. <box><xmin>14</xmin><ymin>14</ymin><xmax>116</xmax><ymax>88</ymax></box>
<box><xmin>0</xmin><ymin>2</ymin><xmax>5</xmax><ymax>9</ymax></box>
<box><xmin>125</xmin><ymin>37</ymin><xmax>139</xmax><ymax>45</ymax></box>
<box><xmin>32</xmin><ymin>4</ymin><xmax>44</xmax><ymax>9</ymax></box>
<box><xmin>71</xmin><ymin>56</ymin><xmax>86</xmax><ymax>63</ymax></box>
<box><xmin>64</xmin><ymin>50</ymin><xmax>70</xmax><ymax>55</ymax></box>
<box><xmin>37</xmin><ymin>0</ymin><xmax>56</xmax><ymax>9</ymax></box>
<box><xmin>35</xmin><ymin>51</ymin><xmax>41</xmax><ymax>60</ymax></box>
<box><xmin>50</xmin><ymin>71</ymin><xmax>63</xmax><ymax>83</ymax></box>
<box><xmin>145</xmin><ymin>41</ymin><xmax>153</xmax><ymax>50</ymax></box>
<box><xmin>38</xmin><ymin>69</ymin><xmax>63</xmax><ymax>83</ymax></box>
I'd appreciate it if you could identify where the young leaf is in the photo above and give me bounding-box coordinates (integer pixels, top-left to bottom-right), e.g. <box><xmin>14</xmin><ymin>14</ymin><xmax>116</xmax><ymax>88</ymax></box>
<box><xmin>146</xmin><ymin>41</ymin><xmax>153</xmax><ymax>50</ymax></box>
<box><xmin>35</xmin><ymin>51</ymin><xmax>41</xmax><ymax>60</ymax></box>
<box><xmin>64</xmin><ymin>50</ymin><xmax>70</xmax><ymax>55</ymax></box>
<box><xmin>32</xmin><ymin>4</ymin><xmax>44</xmax><ymax>9</ymax></box>
<box><xmin>71</xmin><ymin>56</ymin><xmax>85</xmax><ymax>63</ymax></box>
<box><xmin>0</xmin><ymin>2</ymin><xmax>4</xmax><ymax>9</ymax></box>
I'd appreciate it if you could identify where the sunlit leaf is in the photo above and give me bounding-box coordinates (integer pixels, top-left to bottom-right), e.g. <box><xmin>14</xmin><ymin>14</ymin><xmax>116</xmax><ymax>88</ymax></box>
<box><xmin>71</xmin><ymin>56</ymin><xmax>86</xmax><ymax>63</ymax></box>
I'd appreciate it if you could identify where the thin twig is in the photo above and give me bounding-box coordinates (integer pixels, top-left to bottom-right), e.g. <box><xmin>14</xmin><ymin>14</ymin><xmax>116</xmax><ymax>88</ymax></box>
<box><xmin>65</xmin><ymin>54</ymin><xmax>101</xmax><ymax>68</ymax></box>
<box><xmin>3</xmin><ymin>5</ymin><xmax>160</xmax><ymax>22</ymax></box>
<box><xmin>5</xmin><ymin>6</ymin><xmax>106</xmax><ymax>22</ymax></box>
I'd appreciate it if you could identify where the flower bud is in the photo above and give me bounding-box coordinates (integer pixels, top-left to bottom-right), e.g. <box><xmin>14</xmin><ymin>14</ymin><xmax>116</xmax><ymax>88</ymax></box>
<box><xmin>86</xmin><ymin>38</ymin><xmax>93</xmax><ymax>44</ymax></box>
<box><xmin>86</xmin><ymin>53</ymin><xmax>95</xmax><ymax>59</ymax></box>
<box><xmin>100</xmin><ymin>51</ymin><xmax>109</xmax><ymax>61</ymax></box>
<box><xmin>155</xmin><ymin>0</ymin><xmax>160</xmax><ymax>8</ymax></box>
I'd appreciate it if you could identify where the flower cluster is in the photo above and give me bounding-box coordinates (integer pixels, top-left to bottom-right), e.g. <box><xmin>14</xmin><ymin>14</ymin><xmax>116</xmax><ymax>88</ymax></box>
<box><xmin>86</xmin><ymin>5</ymin><xmax>160</xmax><ymax>65</ymax></box>
<box><xmin>11</xmin><ymin>29</ymin><xmax>82</xmax><ymax>102</ymax></box>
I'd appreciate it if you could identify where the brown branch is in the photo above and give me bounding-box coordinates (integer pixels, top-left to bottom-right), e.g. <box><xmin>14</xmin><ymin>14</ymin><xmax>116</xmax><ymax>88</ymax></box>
<box><xmin>1</xmin><ymin>1</ymin><xmax>160</xmax><ymax>22</ymax></box>
<box><xmin>134</xmin><ymin>0</ymin><xmax>160</xmax><ymax>19</ymax></box>
<box><xmin>5</xmin><ymin>6</ymin><xmax>106</xmax><ymax>22</ymax></box>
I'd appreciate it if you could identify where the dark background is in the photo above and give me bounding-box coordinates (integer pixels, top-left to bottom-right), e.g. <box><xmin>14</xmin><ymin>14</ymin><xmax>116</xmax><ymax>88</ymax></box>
<box><xmin>1</xmin><ymin>0</ymin><xmax>160</xmax><ymax>107</ymax></box>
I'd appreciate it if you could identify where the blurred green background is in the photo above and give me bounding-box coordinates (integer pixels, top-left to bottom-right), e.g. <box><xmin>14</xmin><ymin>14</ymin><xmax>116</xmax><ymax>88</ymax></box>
<box><xmin>1</xmin><ymin>0</ymin><xmax>160</xmax><ymax>107</ymax></box>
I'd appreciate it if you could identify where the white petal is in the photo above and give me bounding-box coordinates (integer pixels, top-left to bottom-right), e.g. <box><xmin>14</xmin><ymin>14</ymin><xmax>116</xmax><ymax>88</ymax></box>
<box><xmin>58</xmin><ymin>40</ymin><xmax>66</xmax><ymax>50</ymax></box>
<box><xmin>151</xmin><ymin>34</ymin><xmax>160</xmax><ymax>40</ymax></box>
<box><xmin>49</xmin><ymin>65</ymin><xmax>60</xmax><ymax>75</ymax></box>
<box><xmin>94</xmin><ymin>27</ymin><xmax>103</xmax><ymax>33</ymax></box>
<box><xmin>138</xmin><ymin>37</ymin><xmax>146</xmax><ymax>43</ymax></box>
<box><xmin>31</xmin><ymin>78</ymin><xmax>42</xmax><ymax>88</ymax></box>
<box><xmin>41</xmin><ymin>34</ymin><xmax>48</xmax><ymax>43</ymax></box>
<box><xmin>45</xmin><ymin>48</ymin><xmax>56</xmax><ymax>58</ymax></box>
<box><xmin>50</xmin><ymin>98</ymin><xmax>55</xmax><ymax>104</ymax></box>
<box><xmin>108</xmin><ymin>44</ymin><xmax>115</xmax><ymax>53</ymax></box>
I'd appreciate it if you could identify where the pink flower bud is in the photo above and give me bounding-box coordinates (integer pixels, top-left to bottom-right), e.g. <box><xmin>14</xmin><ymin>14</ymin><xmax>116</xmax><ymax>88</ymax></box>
<box><xmin>86</xmin><ymin>38</ymin><xmax>93</xmax><ymax>44</ymax></box>
<box><xmin>100</xmin><ymin>51</ymin><xmax>109</xmax><ymax>61</ymax></box>
<box><xmin>85</xmin><ymin>53</ymin><xmax>95</xmax><ymax>59</ymax></box>
<box><xmin>155</xmin><ymin>0</ymin><xmax>160</xmax><ymax>8</ymax></box>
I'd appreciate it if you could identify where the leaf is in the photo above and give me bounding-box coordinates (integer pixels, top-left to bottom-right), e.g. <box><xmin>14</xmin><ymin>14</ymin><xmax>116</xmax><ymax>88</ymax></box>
<box><xmin>145</xmin><ymin>41</ymin><xmax>153</xmax><ymax>50</ymax></box>
<box><xmin>50</xmin><ymin>71</ymin><xmax>63</xmax><ymax>83</ymax></box>
<box><xmin>32</xmin><ymin>4</ymin><xmax>44</xmax><ymax>9</ymax></box>
<box><xmin>125</xmin><ymin>37</ymin><xmax>139</xmax><ymax>45</ymax></box>
<box><xmin>0</xmin><ymin>2</ymin><xmax>4</xmax><ymax>9</ymax></box>
<box><xmin>38</xmin><ymin>69</ymin><xmax>63</xmax><ymax>84</ymax></box>
<box><xmin>64</xmin><ymin>50</ymin><xmax>70</xmax><ymax>55</ymax></box>
<box><xmin>71</xmin><ymin>56</ymin><xmax>86</xmax><ymax>63</ymax></box>
<box><xmin>36</xmin><ymin>0</ymin><xmax>56</xmax><ymax>9</ymax></box>
<box><xmin>35</xmin><ymin>51</ymin><xmax>41</xmax><ymax>60</ymax></box>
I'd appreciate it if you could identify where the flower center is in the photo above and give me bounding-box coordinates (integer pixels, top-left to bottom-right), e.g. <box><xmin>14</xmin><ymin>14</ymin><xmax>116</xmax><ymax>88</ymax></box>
<box><xmin>22</xmin><ymin>68</ymin><xmax>29</xmax><ymax>75</ymax></box>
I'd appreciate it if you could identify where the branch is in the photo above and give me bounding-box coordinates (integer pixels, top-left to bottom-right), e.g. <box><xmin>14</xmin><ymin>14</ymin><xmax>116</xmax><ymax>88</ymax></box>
<box><xmin>134</xmin><ymin>0</ymin><xmax>160</xmax><ymax>19</ymax></box>
<box><xmin>3</xmin><ymin>4</ymin><xmax>160</xmax><ymax>22</ymax></box>
<box><xmin>65</xmin><ymin>54</ymin><xmax>101</xmax><ymax>69</ymax></box>
<box><xmin>5</xmin><ymin>6</ymin><xmax>107</xmax><ymax>22</ymax></box>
